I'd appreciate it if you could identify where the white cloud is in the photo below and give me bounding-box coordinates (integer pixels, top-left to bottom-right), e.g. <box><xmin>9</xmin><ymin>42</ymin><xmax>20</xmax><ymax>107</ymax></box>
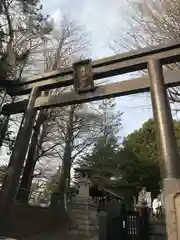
<box><xmin>51</xmin><ymin>9</ymin><xmax>62</xmax><ymax>27</ymax></box>
<box><xmin>70</xmin><ymin>0</ymin><xmax>126</xmax><ymax>58</ymax></box>
<box><xmin>40</xmin><ymin>0</ymin><xmax>152</xmax><ymax>136</ymax></box>
<box><xmin>41</xmin><ymin>0</ymin><xmax>127</xmax><ymax>58</ymax></box>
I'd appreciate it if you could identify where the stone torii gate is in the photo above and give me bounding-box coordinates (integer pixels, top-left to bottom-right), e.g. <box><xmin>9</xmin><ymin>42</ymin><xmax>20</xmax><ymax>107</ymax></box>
<box><xmin>1</xmin><ymin>41</ymin><xmax>180</xmax><ymax>239</ymax></box>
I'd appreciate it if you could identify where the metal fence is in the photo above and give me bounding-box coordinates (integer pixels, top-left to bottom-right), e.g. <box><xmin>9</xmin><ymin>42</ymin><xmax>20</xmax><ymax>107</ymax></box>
<box><xmin>98</xmin><ymin>198</ymin><xmax>150</xmax><ymax>240</ymax></box>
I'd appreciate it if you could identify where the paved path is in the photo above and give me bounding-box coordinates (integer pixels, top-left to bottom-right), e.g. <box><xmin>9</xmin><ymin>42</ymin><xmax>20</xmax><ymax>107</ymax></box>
<box><xmin>24</xmin><ymin>230</ymin><xmax>96</xmax><ymax>240</ymax></box>
<box><xmin>2</xmin><ymin>233</ymin><xmax>98</xmax><ymax>240</ymax></box>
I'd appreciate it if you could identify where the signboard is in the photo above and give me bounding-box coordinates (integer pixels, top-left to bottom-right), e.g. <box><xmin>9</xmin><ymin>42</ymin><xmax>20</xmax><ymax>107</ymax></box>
<box><xmin>73</xmin><ymin>59</ymin><xmax>94</xmax><ymax>93</ymax></box>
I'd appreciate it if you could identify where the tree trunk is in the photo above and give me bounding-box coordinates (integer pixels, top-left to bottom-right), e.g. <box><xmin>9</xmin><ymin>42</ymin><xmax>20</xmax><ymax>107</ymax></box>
<box><xmin>67</xmin><ymin>166</ymin><xmax>71</xmax><ymax>188</ymax></box>
<box><xmin>50</xmin><ymin>106</ymin><xmax>74</xmax><ymax>208</ymax></box>
<box><xmin>0</xmin><ymin>87</ymin><xmax>38</xmax><ymax>234</ymax></box>
<box><xmin>16</xmin><ymin>111</ymin><xmax>46</xmax><ymax>203</ymax></box>
<box><xmin>0</xmin><ymin>115</ymin><xmax>10</xmax><ymax>149</ymax></box>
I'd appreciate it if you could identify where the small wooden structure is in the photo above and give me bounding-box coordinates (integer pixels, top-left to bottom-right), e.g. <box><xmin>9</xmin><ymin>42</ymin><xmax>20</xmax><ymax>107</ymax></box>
<box><xmin>74</xmin><ymin>167</ymin><xmax>136</xmax><ymax>205</ymax></box>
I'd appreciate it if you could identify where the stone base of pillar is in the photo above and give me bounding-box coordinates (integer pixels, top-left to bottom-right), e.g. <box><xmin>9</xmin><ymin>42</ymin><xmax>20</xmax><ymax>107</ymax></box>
<box><xmin>69</xmin><ymin>195</ymin><xmax>92</xmax><ymax>239</ymax></box>
<box><xmin>163</xmin><ymin>178</ymin><xmax>180</xmax><ymax>240</ymax></box>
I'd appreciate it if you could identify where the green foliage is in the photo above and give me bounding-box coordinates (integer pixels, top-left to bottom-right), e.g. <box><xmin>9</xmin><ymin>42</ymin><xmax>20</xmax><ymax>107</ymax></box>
<box><xmin>119</xmin><ymin>119</ymin><xmax>160</xmax><ymax>198</ymax></box>
<box><xmin>79</xmin><ymin>136</ymin><xmax>120</xmax><ymax>178</ymax></box>
<box><xmin>118</xmin><ymin>118</ymin><xmax>180</xmax><ymax>198</ymax></box>
<box><xmin>75</xmin><ymin>99</ymin><xmax>123</xmax><ymax>186</ymax></box>
<box><xmin>75</xmin><ymin>135</ymin><xmax>125</xmax><ymax>196</ymax></box>
<box><xmin>77</xmin><ymin>118</ymin><xmax>180</xmax><ymax>199</ymax></box>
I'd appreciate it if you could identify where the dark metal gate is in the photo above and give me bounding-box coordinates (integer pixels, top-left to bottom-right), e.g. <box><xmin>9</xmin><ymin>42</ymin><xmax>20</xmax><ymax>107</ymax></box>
<box><xmin>125</xmin><ymin>211</ymin><xmax>139</xmax><ymax>240</ymax></box>
<box><xmin>98</xmin><ymin>198</ymin><xmax>150</xmax><ymax>240</ymax></box>
<box><xmin>123</xmin><ymin>208</ymin><xmax>150</xmax><ymax>240</ymax></box>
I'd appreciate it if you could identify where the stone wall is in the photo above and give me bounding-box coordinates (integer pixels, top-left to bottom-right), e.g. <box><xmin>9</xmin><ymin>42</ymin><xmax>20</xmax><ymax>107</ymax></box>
<box><xmin>68</xmin><ymin>196</ymin><xmax>98</xmax><ymax>239</ymax></box>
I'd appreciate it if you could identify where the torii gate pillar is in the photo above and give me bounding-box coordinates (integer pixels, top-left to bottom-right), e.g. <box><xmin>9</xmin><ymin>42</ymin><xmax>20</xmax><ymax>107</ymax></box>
<box><xmin>148</xmin><ymin>59</ymin><xmax>180</xmax><ymax>240</ymax></box>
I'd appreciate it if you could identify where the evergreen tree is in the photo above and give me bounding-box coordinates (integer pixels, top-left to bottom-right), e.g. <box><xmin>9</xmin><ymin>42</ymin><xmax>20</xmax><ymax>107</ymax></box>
<box><xmin>118</xmin><ymin>119</ymin><xmax>180</xmax><ymax>198</ymax></box>
<box><xmin>75</xmin><ymin>99</ymin><xmax>123</xmax><ymax>186</ymax></box>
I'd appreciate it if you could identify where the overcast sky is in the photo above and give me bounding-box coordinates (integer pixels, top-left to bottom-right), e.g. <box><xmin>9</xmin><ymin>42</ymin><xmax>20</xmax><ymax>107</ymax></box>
<box><xmin>41</xmin><ymin>0</ymin><xmax>153</xmax><ymax>137</ymax></box>
<box><xmin>0</xmin><ymin>0</ymin><xmax>153</xmax><ymax>165</ymax></box>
